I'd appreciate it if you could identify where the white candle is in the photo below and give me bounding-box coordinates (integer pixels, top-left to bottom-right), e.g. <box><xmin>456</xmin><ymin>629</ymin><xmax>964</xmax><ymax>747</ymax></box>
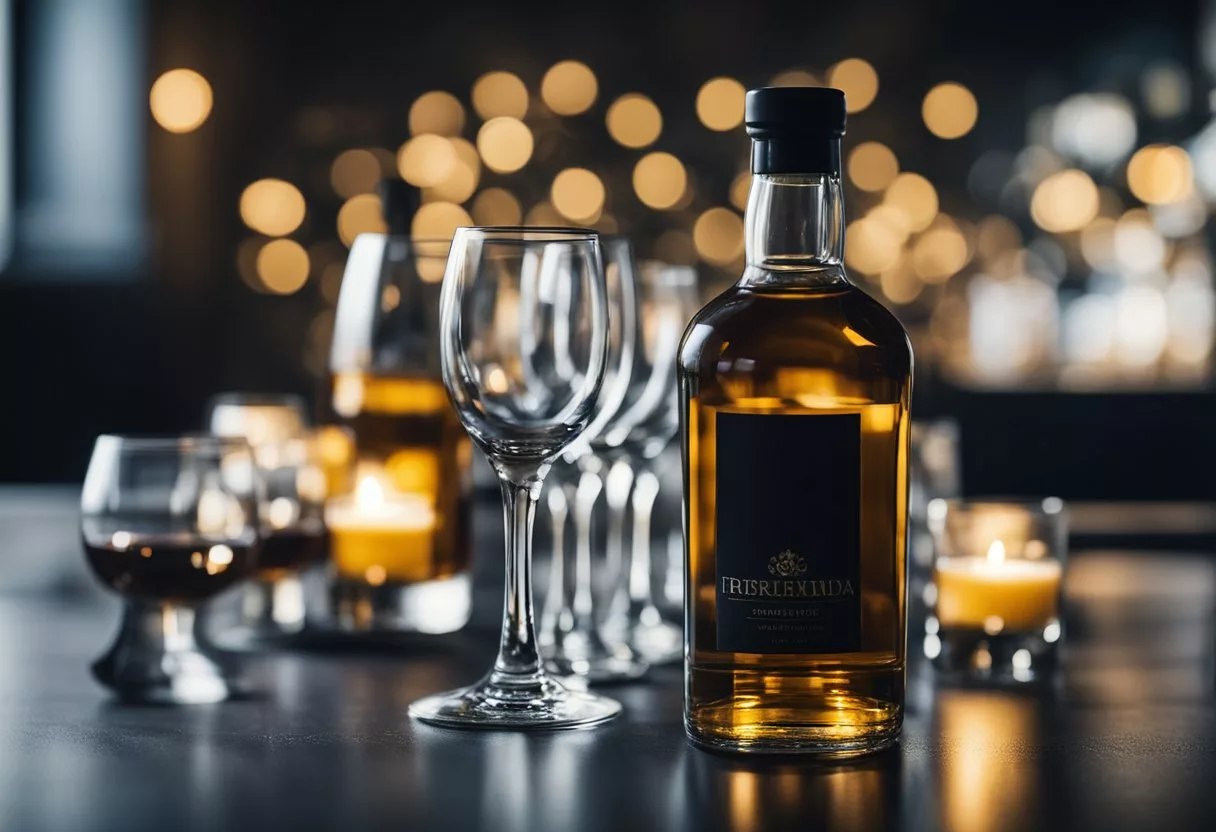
<box><xmin>935</xmin><ymin>540</ymin><xmax>1062</xmax><ymax>633</ymax></box>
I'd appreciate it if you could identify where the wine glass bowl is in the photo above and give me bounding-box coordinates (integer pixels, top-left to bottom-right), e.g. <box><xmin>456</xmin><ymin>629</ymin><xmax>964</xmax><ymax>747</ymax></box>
<box><xmin>81</xmin><ymin>435</ymin><xmax>262</xmax><ymax>704</ymax></box>
<box><xmin>409</xmin><ymin>226</ymin><xmax>620</xmax><ymax>730</ymax></box>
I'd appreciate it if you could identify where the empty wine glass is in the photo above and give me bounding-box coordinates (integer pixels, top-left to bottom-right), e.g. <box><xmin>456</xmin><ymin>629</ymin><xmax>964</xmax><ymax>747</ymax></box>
<box><xmin>408</xmin><ymin>227</ymin><xmax>618</xmax><ymax>729</ymax></box>
<box><xmin>82</xmin><ymin>435</ymin><xmax>262</xmax><ymax>704</ymax></box>
<box><xmin>539</xmin><ymin>236</ymin><xmax>648</xmax><ymax>683</ymax></box>
<box><xmin>601</xmin><ymin>263</ymin><xmax>700</xmax><ymax>664</ymax></box>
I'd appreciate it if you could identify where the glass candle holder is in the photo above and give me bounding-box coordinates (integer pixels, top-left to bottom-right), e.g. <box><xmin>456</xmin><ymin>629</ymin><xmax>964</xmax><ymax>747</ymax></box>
<box><xmin>925</xmin><ymin>498</ymin><xmax>1066</xmax><ymax>681</ymax></box>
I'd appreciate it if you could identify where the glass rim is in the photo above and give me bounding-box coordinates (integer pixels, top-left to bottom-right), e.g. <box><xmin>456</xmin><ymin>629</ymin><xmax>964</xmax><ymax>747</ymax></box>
<box><xmin>928</xmin><ymin>496</ymin><xmax>1066</xmax><ymax>516</ymax></box>
<box><xmin>454</xmin><ymin>225</ymin><xmax>599</xmax><ymax>243</ymax></box>
<box><xmin>94</xmin><ymin>433</ymin><xmax>255</xmax><ymax>453</ymax></box>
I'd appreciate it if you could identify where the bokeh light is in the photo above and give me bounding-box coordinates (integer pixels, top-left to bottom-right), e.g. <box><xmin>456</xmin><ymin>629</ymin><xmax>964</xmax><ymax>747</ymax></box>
<box><xmin>922</xmin><ymin>82</ymin><xmax>978</xmax><ymax>139</ymax></box>
<box><xmin>239</xmin><ymin>179</ymin><xmax>306</xmax><ymax>237</ymax></box>
<box><xmin>397</xmin><ymin>135</ymin><xmax>457</xmax><ymax>188</ymax></box>
<box><xmin>425</xmin><ymin>138</ymin><xmax>479</xmax><ymax>203</ymax></box>
<box><xmin>1030</xmin><ymin>169</ymin><xmax>1099</xmax><ymax>233</ymax></box>
<box><xmin>693</xmin><ymin>207</ymin><xmax>745</xmax><ymax>266</ymax></box>
<box><xmin>551</xmin><ymin>168</ymin><xmax>606</xmax><ymax>223</ymax></box>
<box><xmin>848</xmin><ymin>142</ymin><xmax>899</xmax><ymax>192</ymax></box>
<box><xmin>337</xmin><ymin>194</ymin><xmax>386</xmax><ymax>246</ymax></box>
<box><xmin>525</xmin><ymin>202</ymin><xmax>565</xmax><ymax>227</ymax></box>
<box><xmin>770</xmin><ymin>69</ymin><xmax>821</xmax><ymax>87</ymax></box>
<box><xmin>730</xmin><ymin>172</ymin><xmax>751</xmax><ymax>211</ymax></box>
<box><xmin>606</xmin><ymin>94</ymin><xmax>663</xmax><ymax>148</ymax></box>
<box><xmin>696</xmin><ymin>77</ymin><xmax>747</xmax><ymax>131</ymax></box>
<box><xmin>472</xmin><ymin>71</ymin><xmax>529</xmax><ymax>120</ymax></box>
<box><xmin>237</xmin><ymin>237</ymin><xmax>266</xmax><ymax>293</ymax></box>
<box><xmin>1126</xmin><ymin>144</ymin><xmax>1193</xmax><ymax>205</ymax></box>
<box><xmin>1080</xmin><ymin>217</ymin><xmax>1117</xmax><ymax>269</ymax></box>
<box><xmin>845</xmin><ymin>217</ymin><xmax>904</xmax><ymax>275</ymax></box>
<box><xmin>1052</xmin><ymin>94</ymin><xmax>1137</xmax><ymax>166</ymax></box>
<box><xmin>149</xmin><ymin>69</ymin><xmax>213</xmax><ymax>133</ymax></box>
<box><xmin>633</xmin><ymin>152</ymin><xmax>687</xmax><ymax>210</ymax></box>
<box><xmin>411</xmin><ymin>202</ymin><xmax>473</xmax><ymax>240</ymax></box>
<box><xmin>1141</xmin><ymin>62</ymin><xmax>1190</xmax><ymax>120</ymax></box>
<box><xmin>330</xmin><ymin>149</ymin><xmax>383</xmax><ymax>199</ymax></box>
<box><xmin>655</xmin><ymin>230</ymin><xmax>697</xmax><ymax>266</ymax></box>
<box><xmin>1114</xmin><ymin>209</ymin><xmax>1168</xmax><ymax>273</ymax></box>
<box><xmin>541</xmin><ymin>60</ymin><xmax>598</xmax><ymax>116</ymax></box>
<box><xmin>471</xmin><ymin>188</ymin><xmax>522</xmax><ymax>226</ymax></box>
<box><xmin>976</xmin><ymin>215</ymin><xmax>1023</xmax><ymax>264</ymax></box>
<box><xmin>408</xmin><ymin>91</ymin><xmax>465</xmax><ymax>136</ymax></box>
<box><xmin>881</xmin><ymin>263</ymin><xmax>924</xmax><ymax>305</ymax></box>
<box><xmin>477</xmin><ymin>117</ymin><xmax>534</xmax><ymax>173</ymax></box>
<box><xmin>256</xmin><ymin>239</ymin><xmax>310</xmax><ymax>295</ymax></box>
<box><xmin>827</xmin><ymin>58</ymin><xmax>878</xmax><ymax>113</ymax></box>
<box><xmin>912</xmin><ymin>219</ymin><xmax>970</xmax><ymax>283</ymax></box>
<box><xmin>883</xmin><ymin>173</ymin><xmax>938</xmax><ymax>231</ymax></box>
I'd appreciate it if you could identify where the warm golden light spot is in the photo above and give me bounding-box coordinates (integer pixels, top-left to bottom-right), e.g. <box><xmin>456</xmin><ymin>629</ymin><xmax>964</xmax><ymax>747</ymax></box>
<box><xmin>472</xmin><ymin>71</ymin><xmax>529</xmax><ymax>120</ymax></box>
<box><xmin>337</xmin><ymin>194</ymin><xmax>386</xmax><ymax>247</ymax></box>
<box><xmin>881</xmin><ymin>264</ymin><xmax>923</xmax><ymax>305</ymax></box>
<box><xmin>976</xmin><ymin>215</ymin><xmax>1022</xmax><ymax>263</ymax></box>
<box><xmin>330</xmin><ymin>149</ymin><xmax>383</xmax><ymax>199</ymax></box>
<box><xmin>149</xmin><ymin>69</ymin><xmax>213</xmax><ymax>133</ymax></box>
<box><xmin>694</xmin><ymin>207</ymin><xmax>745</xmax><ymax>266</ymax></box>
<box><xmin>525</xmin><ymin>202</ymin><xmax>564</xmax><ymax>227</ymax></box>
<box><xmin>477</xmin><ymin>117</ymin><xmax>534</xmax><ymax>173</ymax></box>
<box><xmin>606</xmin><ymin>93</ymin><xmax>663</xmax><ymax>148</ymax></box>
<box><xmin>1030</xmin><ymin>169</ymin><xmax>1099</xmax><ymax>233</ymax></box>
<box><xmin>594</xmin><ymin>214</ymin><xmax>619</xmax><ymax>234</ymax></box>
<box><xmin>411</xmin><ymin>202</ymin><xmax>473</xmax><ymax>240</ymax></box>
<box><xmin>730</xmin><ymin>172</ymin><xmax>751</xmax><ymax>211</ymax></box>
<box><xmin>912</xmin><ymin>220</ymin><xmax>970</xmax><ymax>283</ymax></box>
<box><xmin>471</xmin><ymin>188</ymin><xmax>522</xmax><ymax>226</ymax></box>
<box><xmin>1127</xmin><ymin>144</ymin><xmax>1193</xmax><ymax>205</ymax></box>
<box><xmin>551</xmin><ymin>168</ymin><xmax>605</xmax><ymax>223</ymax></box>
<box><xmin>237</xmin><ymin>237</ymin><xmax>266</xmax><ymax>293</ymax></box>
<box><xmin>883</xmin><ymin>173</ymin><xmax>938</xmax><ymax>232</ymax></box>
<box><xmin>827</xmin><ymin>58</ymin><xmax>878</xmax><ymax>113</ymax></box>
<box><xmin>1080</xmin><ymin>216</ymin><xmax>1117</xmax><ymax>268</ymax></box>
<box><xmin>425</xmin><ymin>138</ymin><xmax>480</xmax><ymax>204</ymax></box>
<box><xmin>256</xmin><ymin>239</ymin><xmax>310</xmax><ymax>295</ymax></box>
<box><xmin>922</xmin><ymin>82</ymin><xmax>979</xmax><ymax>139</ymax></box>
<box><xmin>365</xmin><ymin>564</ymin><xmax>387</xmax><ymax>586</ymax></box>
<box><xmin>848</xmin><ymin>142</ymin><xmax>899</xmax><ymax>192</ymax></box>
<box><xmin>397</xmin><ymin>135</ymin><xmax>457</xmax><ymax>188</ymax></box>
<box><xmin>381</xmin><ymin>284</ymin><xmax>401</xmax><ymax>312</ymax></box>
<box><xmin>845</xmin><ymin>217</ymin><xmax>904</xmax><ymax>275</ymax></box>
<box><xmin>541</xmin><ymin>60</ymin><xmax>598</xmax><ymax>115</ymax></box>
<box><xmin>632</xmin><ymin>152</ymin><xmax>687</xmax><ymax>210</ymax></box>
<box><xmin>239</xmin><ymin>179</ymin><xmax>306</xmax><ymax>237</ymax></box>
<box><xmin>770</xmin><ymin>69</ymin><xmax>821</xmax><ymax>87</ymax></box>
<box><xmin>696</xmin><ymin>77</ymin><xmax>747</xmax><ymax>131</ymax></box>
<box><xmin>408</xmin><ymin>91</ymin><xmax>465</xmax><ymax>136</ymax></box>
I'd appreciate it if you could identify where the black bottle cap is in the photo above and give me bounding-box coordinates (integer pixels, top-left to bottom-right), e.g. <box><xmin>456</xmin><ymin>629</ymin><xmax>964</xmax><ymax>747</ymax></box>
<box><xmin>378</xmin><ymin>178</ymin><xmax>420</xmax><ymax>235</ymax></box>
<box><xmin>746</xmin><ymin>87</ymin><xmax>846</xmax><ymax>175</ymax></box>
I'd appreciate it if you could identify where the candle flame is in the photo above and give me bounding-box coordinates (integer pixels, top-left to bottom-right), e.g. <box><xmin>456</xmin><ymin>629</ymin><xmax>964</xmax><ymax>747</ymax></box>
<box><xmin>356</xmin><ymin>474</ymin><xmax>385</xmax><ymax>510</ymax></box>
<box><xmin>987</xmin><ymin>539</ymin><xmax>1007</xmax><ymax>564</ymax></box>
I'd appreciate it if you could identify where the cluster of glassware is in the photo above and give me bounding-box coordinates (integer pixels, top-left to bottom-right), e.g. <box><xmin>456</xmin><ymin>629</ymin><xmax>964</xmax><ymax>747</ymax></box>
<box><xmin>79</xmin><ymin>225</ymin><xmax>697</xmax><ymax>727</ymax></box>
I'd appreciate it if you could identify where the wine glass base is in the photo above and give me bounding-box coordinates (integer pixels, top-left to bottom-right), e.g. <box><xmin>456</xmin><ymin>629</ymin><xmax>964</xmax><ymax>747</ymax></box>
<box><xmin>409</xmin><ymin>675</ymin><xmax>622</xmax><ymax>730</ymax></box>
<box><xmin>544</xmin><ymin>653</ymin><xmax>650</xmax><ymax>685</ymax></box>
<box><xmin>626</xmin><ymin>619</ymin><xmax>683</xmax><ymax>666</ymax></box>
<box><xmin>92</xmin><ymin>646</ymin><xmax>237</xmax><ymax>705</ymax></box>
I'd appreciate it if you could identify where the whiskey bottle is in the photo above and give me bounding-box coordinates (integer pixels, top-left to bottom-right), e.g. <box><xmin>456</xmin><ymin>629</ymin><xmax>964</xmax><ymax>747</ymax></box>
<box><xmin>679</xmin><ymin>87</ymin><xmax>912</xmax><ymax>756</ymax></box>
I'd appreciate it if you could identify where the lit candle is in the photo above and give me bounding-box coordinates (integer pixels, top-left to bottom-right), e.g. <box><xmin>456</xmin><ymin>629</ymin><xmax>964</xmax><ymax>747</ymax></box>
<box><xmin>934</xmin><ymin>540</ymin><xmax>1062</xmax><ymax>633</ymax></box>
<box><xmin>326</xmin><ymin>469</ymin><xmax>436</xmax><ymax>584</ymax></box>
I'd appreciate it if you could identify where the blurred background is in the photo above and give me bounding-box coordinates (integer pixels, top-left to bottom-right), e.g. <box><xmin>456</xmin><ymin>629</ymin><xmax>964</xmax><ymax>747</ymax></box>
<box><xmin>1</xmin><ymin>0</ymin><xmax>1214</xmax><ymax>503</ymax></box>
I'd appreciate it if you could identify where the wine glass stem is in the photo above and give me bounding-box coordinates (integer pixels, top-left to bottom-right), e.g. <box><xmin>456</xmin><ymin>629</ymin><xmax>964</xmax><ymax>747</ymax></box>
<box><xmin>492</xmin><ymin>475</ymin><xmax>545</xmax><ymax>682</ymax></box>
<box><xmin>572</xmin><ymin>468</ymin><xmax>603</xmax><ymax>625</ymax></box>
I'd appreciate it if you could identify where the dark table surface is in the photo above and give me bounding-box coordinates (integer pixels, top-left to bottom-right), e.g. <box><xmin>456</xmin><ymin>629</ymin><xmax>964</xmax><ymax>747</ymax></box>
<box><xmin>2</xmin><ymin>489</ymin><xmax>1216</xmax><ymax>832</ymax></box>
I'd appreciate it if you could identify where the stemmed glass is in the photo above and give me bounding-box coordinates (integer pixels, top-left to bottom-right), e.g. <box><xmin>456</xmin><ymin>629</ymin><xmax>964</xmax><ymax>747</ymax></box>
<box><xmin>81</xmin><ymin>435</ymin><xmax>262</xmax><ymax>703</ymax></box>
<box><xmin>539</xmin><ymin>237</ymin><xmax>648</xmax><ymax>683</ymax></box>
<box><xmin>601</xmin><ymin>263</ymin><xmax>700</xmax><ymax>663</ymax></box>
<box><xmin>408</xmin><ymin>227</ymin><xmax>619</xmax><ymax>729</ymax></box>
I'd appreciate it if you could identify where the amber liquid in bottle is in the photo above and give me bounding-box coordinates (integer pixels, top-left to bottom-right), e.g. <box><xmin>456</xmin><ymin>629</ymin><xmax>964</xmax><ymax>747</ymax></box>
<box><xmin>330</xmin><ymin>372</ymin><xmax>473</xmax><ymax>584</ymax></box>
<box><xmin>680</xmin><ymin>165</ymin><xmax>912</xmax><ymax>755</ymax></box>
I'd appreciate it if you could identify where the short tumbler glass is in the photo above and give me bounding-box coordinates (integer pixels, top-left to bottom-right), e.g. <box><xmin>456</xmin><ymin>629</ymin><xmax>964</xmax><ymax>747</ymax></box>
<box><xmin>925</xmin><ymin>498</ymin><xmax>1067</xmax><ymax>682</ymax></box>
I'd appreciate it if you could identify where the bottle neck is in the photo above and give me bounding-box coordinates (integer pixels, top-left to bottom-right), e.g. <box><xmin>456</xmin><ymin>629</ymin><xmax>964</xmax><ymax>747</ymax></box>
<box><xmin>742</xmin><ymin>171</ymin><xmax>847</xmax><ymax>289</ymax></box>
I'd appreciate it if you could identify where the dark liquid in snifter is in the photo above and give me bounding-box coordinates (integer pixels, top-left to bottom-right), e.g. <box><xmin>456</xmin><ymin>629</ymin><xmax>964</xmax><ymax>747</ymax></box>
<box><xmin>84</xmin><ymin>539</ymin><xmax>258</xmax><ymax>601</ymax></box>
<box><xmin>259</xmin><ymin>528</ymin><xmax>329</xmax><ymax>577</ymax></box>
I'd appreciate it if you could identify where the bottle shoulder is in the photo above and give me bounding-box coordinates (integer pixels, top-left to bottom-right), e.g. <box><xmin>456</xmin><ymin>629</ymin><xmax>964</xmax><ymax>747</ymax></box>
<box><xmin>678</xmin><ymin>282</ymin><xmax>912</xmax><ymax>403</ymax></box>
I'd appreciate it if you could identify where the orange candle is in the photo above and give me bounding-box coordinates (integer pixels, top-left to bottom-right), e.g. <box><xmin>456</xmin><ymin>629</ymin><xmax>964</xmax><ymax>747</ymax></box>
<box><xmin>326</xmin><ymin>471</ymin><xmax>436</xmax><ymax>584</ymax></box>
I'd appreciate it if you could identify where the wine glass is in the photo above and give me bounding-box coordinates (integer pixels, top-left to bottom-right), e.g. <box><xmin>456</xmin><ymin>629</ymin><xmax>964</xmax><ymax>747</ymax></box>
<box><xmin>81</xmin><ymin>435</ymin><xmax>262</xmax><ymax>704</ymax></box>
<box><xmin>539</xmin><ymin>236</ymin><xmax>649</xmax><ymax>683</ymax></box>
<box><xmin>601</xmin><ymin>263</ymin><xmax>700</xmax><ymax>664</ymax></box>
<box><xmin>408</xmin><ymin>226</ymin><xmax>618</xmax><ymax>729</ymax></box>
<box><xmin>206</xmin><ymin>393</ymin><xmax>326</xmax><ymax>644</ymax></box>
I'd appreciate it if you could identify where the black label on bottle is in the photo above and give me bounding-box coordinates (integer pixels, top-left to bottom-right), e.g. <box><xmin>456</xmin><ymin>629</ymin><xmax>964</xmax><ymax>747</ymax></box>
<box><xmin>714</xmin><ymin>411</ymin><xmax>861</xmax><ymax>654</ymax></box>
